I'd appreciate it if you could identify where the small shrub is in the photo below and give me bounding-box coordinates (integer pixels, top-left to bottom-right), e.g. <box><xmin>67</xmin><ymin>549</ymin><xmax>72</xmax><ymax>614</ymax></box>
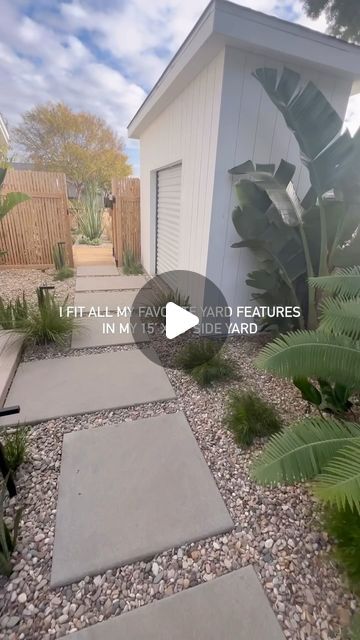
<box><xmin>54</xmin><ymin>266</ymin><xmax>74</xmax><ymax>281</ymax></box>
<box><xmin>0</xmin><ymin>476</ymin><xmax>22</xmax><ymax>577</ymax></box>
<box><xmin>123</xmin><ymin>248</ymin><xmax>143</xmax><ymax>275</ymax></box>
<box><xmin>151</xmin><ymin>288</ymin><xmax>190</xmax><ymax>321</ymax></box>
<box><xmin>324</xmin><ymin>505</ymin><xmax>360</xmax><ymax>591</ymax></box>
<box><xmin>4</xmin><ymin>426</ymin><xmax>29</xmax><ymax>472</ymax></box>
<box><xmin>224</xmin><ymin>391</ymin><xmax>282</xmax><ymax>447</ymax></box>
<box><xmin>78</xmin><ymin>236</ymin><xmax>101</xmax><ymax>245</ymax></box>
<box><xmin>22</xmin><ymin>289</ymin><xmax>74</xmax><ymax>345</ymax></box>
<box><xmin>344</xmin><ymin>613</ymin><xmax>360</xmax><ymax>639</ymax></box>
<box><xmin>176</xmin><ymin>339</ymin><xmax>234</xmax><ymax>386</ymax></box>
<box><xmin>0</xmin><ymin>294</ymin><xmax>28</xmax><ymax>330</ymax></box>
<box><xmin>52</xmin><ymin>242</ymin><xmax>66</xmax><ymax>271</ymax></box>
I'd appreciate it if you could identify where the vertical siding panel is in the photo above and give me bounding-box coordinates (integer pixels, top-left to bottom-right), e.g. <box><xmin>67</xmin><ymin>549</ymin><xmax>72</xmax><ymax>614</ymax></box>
<box><xmin>139</xmin><ymin>50</ymin><xmax>225</xmax><ymax>276</ymax></box>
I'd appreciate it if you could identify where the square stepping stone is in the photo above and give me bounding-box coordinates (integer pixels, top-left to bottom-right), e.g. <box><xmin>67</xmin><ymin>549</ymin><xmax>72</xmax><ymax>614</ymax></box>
<box><xmin>71</xmin><ymin>316</ymin><xmax>149</xmax><ymax>349</ymax></box>
<box><xmin>63</xmin><ymin>567</ymin><xmax>285</xmax><ymax>639</ymax></box>
<box><xmin>76</xmin><ymin>275</ymin><xmax>149</xmax><ymax>291</ymax></box>
<box><xmin>77</xmin><ymin>265</ymin><xmax>118</xmax><ymax>276</ymax></box>
<box><xmin>0</xmin><ymin>348</ymin><xmax>175</xmax><ymax>426</ymax></box>
<box><xmin>74</xmin><ymin>289</ymin><xmax>155</xmax><ymax>312</ymax></box>
<box><xmin>51</xmin><ymin>412</ymin><xmax>233</xmax><ymax>587</ymax></box>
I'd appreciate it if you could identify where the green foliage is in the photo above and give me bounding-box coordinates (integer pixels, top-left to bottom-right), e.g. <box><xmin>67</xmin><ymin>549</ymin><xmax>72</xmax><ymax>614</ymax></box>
<box><xmin>230</xmin><ymin>68</ymin><xmax>360</xmax><ymax>324</ymax></box>
<box><xmin>344</xmin><ymin>613</ymin><xmax>360</xmax><ymax>640</ymax></box>
<box><xmin>52</xmin><ymin>242</ymin><xmax>66</xmax><ymax>270</ymax></box>
<box><xmin>122</xmin><ymin>248</ymin><xmax>143</xmax><ymax>275</ymax></box>
<box><xmin>293</xmin><ymin>376</ymin><xmax>352</xmax><ymax>414</ymax></box>
<box><xmin>323</xmin><ymin>505</ymin><xmax>360</xmax><ymax>590</ymax></box>
<box><xmin>303</xmin><ymin>0</ymin><xmax>360</xmax><ymax>43</ymax></box>
<box><xmin>77</xmin><ymin>182</ymin><xmax>103</xmax><ymax>242</ymax></box>
<box><xmin>0</xmin><ymin>294</ymin><xmax>28</xmax><ymax>330</ymax></box>
<box><xmin>4</xmin><ymin>427</ymin><xmax>29</xmax><ymax>472</ymax></box>
<box><xmin>314</xmin><ymin>441</ymin><xmax>360</xmax><ymax>512</ymax></box>
<box><xmin>309</xmin><ymin>267</ymin><xmax>360</xmax><ymax>297</ymax></box>
<box><xmin>256</xmin><ymin>330</ymin><xmax>360</xmax><ymax>389</ymax></box>
<box><xmin>22</xmin><ymin>288</ymin><xmax>74</xmax><ymax>345</ymax></box>
<box><xmin>176</xmin><ymin>339</ymin><xmax>235</xmax><ymax>387</ymax></box>
<box><xmin>253</xmin><ymin>271</ymin><xmax>360</xmax><ymax>511</ymax></box>
<box><xmin>78</xmin><ymin>236</ymin><xmax>101</xmax><ymax>245</ymax></box>
<box><xmin>151</xmin><ymin>288</ymin><xmax>190</xmax><ymax>321</ymax></box>
<box><xmin>224</xmin><ymin>391</ymin><xmax>282</xmax><ymax>447</ymax></box>
<box><xmin>252</xmin><ymin>417</ymin><xmax>360</xmax><ymax>485</ymax></box>
<box><xmin>0</xmin><ymin>477</ymin><xmax>22</xmax><ymax>577</ymax></box>
<box><xmin>54</xmin><ymin>266</ymin><xmax>74</xmax><ymax>281</ymax></box>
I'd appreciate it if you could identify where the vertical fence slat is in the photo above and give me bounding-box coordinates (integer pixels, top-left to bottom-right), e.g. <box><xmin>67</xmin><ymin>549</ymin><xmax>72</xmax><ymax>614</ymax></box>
<box><xmin>111</xmin><ymin>177</ymin><xmax>140</xmax><ymax>266</ymax></box>
<box><xmin>0</xmin><ymin>169</ymin><xmax>73</xmax><ymax>268</ymax></box>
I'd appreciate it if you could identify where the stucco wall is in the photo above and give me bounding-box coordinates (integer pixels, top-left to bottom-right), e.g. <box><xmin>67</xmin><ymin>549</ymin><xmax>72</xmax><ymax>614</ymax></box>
<box><xmin>139</xmin><ymin>49</ymin><xmax>225</xmax><ymax>276</ymax></box>
<box><xmin>206</xmin><ymin>45</ymin><xmax>353</xmax><ymax>312</ymax></box>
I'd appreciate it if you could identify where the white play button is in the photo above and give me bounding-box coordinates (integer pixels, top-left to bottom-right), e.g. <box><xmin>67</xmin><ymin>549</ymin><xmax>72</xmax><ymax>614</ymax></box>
<box><xmin>165</xmin><ymin>302</ymin><xmax>199</xmax><ymax>340</ymax></box>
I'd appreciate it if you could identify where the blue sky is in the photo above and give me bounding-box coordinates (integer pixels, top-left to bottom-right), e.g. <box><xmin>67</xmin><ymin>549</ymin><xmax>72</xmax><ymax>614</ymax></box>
<box><xmin>0</xmin><ymin>0</ymin><xmax>359</xmax><ymax>175</ymax></box>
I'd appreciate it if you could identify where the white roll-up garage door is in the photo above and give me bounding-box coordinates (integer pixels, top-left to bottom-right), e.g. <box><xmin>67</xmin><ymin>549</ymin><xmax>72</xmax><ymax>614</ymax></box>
<box><xmin>156</xmin><ymin>164</ymin><xmax>182</xmax><ymax>276</ymax></box>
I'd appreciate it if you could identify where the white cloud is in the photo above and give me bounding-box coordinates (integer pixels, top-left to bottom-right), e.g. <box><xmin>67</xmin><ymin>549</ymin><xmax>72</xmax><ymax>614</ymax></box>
<box><xmin>0</xmin><ymin>0</ymin><xmax>359</xmax><ymax>172</ymax></box>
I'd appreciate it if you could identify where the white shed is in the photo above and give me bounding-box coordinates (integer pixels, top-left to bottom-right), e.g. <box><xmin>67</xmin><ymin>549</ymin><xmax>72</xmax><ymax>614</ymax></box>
<box><xmin>128</xmin><ymin>0</ymin><xmax>360</xmax><ymax>310</ymax></box>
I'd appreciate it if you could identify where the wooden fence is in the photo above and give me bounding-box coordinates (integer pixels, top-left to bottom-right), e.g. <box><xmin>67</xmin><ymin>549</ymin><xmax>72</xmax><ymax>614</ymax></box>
<box><xmin>111</xmin><ymin>177</ymin><xmax>140</xmax><ymax>265</ymax></box>
<box><xmin>0</xmin><ymin>169</ymin><xmax>73</xmax><ymax>268</ymax></box>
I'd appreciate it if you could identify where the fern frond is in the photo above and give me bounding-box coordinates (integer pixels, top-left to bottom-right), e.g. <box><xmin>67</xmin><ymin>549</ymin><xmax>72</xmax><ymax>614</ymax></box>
<box><xmin>256</xmin><ymin>331</ymin><xmax>360</xmax><ymax>388</ymax></box>
<box><xmin>309</xmin><ymin>267</ymin><xmax>360</xmax><ymax>297</ymax></box>
<box><xmin>314</xmin><ymin>441</ymin><xmax>360</xmax><ymax>513</ymax></box>
<box><xmin>319</xmin><ymin>297</ymin><xmax>360</xmax><ymax>340</ymax></box>
<box><xmin>251</xmin><ymin>417</ymin><xmax>360</xmax><ymax>485</ymax></box>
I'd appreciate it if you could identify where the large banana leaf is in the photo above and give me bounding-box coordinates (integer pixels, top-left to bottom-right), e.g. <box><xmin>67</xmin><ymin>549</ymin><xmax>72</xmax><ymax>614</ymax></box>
<box><xmin>319</xmin><ymin>297</ymin><xmax>360</xmax><ymax>340</ymax></box>
<box><xmin>252</xmin><ymin>417</ymin><xmax>360</xmax><ymax>485</ymax></box>
<box><xmin>314</xmin><ymin>441</ymin><xmax>360</xmax><ymax>512</ymax></box>
<box><xmin>309</xmin><ymin>267</ymin><xmax>360</xmax><ymax>297</ymax></box>
<box><xmin>0</xmin><ymin>192</ymin><xmax>30</xmax><ymax>220</ymax></box>
<box><xmin>230</xmin><ymin>160</ymin><xmax>301</xmax><ymax>226</ymax></box>
<box><xmin>256</xmin><ymin>330</ymin><xmax>360</xmax><ymax>388</ymax></box>
<box><xmin>253</xmin><ymin>67</ymin><xmax>360</xmax><ymax>195</ymax></box>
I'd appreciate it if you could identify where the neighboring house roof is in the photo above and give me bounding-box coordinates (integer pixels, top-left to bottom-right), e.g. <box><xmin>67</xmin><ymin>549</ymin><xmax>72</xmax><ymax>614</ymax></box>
<box><xmin>0</xmin><ymin>114</ymin><xmax>9</xmax><ymax>148</ymax></box>
<box><xmin>128</xmin><ymin>0</ymin><xmax>360</xmax><ymax>138</ymax></box>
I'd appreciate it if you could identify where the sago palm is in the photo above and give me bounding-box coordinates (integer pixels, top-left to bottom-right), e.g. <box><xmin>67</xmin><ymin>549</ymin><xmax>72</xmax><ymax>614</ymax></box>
<box><xmin>252</xmin><ymin>268</ymin><xmax>360</xmax><ymax>512</ymax></box>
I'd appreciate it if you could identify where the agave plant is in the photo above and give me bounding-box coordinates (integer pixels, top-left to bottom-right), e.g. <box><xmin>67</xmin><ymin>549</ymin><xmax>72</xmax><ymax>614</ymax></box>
<box><xmin>77</xmin><ymin>182</ymin><xmax>103</xmax><ymax>242</ymax></box>
<box><xmin>0</xmin><ymin>168</ymin><xmax>29</xmax><ymax>258</ymax></box>
<box><xmin>230</xmin><ymin>67</ymin><xmax>360</xmax><ymax>328</ymax></box>
<box><xmin>252</xmin><ymin>268</ymin><xmax>360</xmax><ymax>512</ymax></box>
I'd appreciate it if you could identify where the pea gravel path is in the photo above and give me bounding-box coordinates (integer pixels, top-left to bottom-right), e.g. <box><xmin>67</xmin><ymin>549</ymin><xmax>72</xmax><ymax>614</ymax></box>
<box><xmin>0</xmin><ymin>332</ymin><xmax>357</xmax><ymax>640</ymax></box>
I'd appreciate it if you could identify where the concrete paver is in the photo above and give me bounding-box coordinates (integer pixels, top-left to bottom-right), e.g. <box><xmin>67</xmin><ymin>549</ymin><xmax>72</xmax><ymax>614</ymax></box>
<box><xmin>51</xmin><ymin>412</ymin><xmax>233</xmax><ymax>586</ymax></box>
<box><xmin>0</xmin><ymin>348</ymin><xmax>175</xmax><ymax>426</ymax></box>
<box><xmin>65</xmin><ymin>567</ymin><xmax>285</xmax><ymax>639</ymax></box>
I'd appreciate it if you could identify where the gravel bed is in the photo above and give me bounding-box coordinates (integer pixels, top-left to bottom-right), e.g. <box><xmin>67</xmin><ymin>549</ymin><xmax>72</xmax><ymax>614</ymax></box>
<box><xmin>0</xmin><ymin>269</ymin><xmax>75</xmax><ymax>305</ymax></box>
<box><xmin>0</xmin><ymin>268</ymin><xmax>75</xmax><ymax>360</ymax></box>
<box><xmin>0</xmin><ymin>330</ymin><xmax>357</xmax><ymax>640</ymax></box>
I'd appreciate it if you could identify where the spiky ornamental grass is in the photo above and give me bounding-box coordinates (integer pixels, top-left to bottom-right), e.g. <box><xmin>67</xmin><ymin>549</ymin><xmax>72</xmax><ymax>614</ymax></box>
<box><xmin>22</xmin><ymin>290</ymin><xmax>75</xmax><ymax>345</ymax></box>
<box><xmin>224</xmin><ymin>391</ymin><xmax>282</xmax><ymax>447</ymax></box>
<box><xmin>54</xmin><ymin>266</ymin><xmax>74</xmax><ymax>281</ymax></box>
<box><xmin>122</xmin><ymin>248</ymin><xmax>143</xmax><ymax>275</ymax></box>
<box><xmin>176</xmin><ymin>339</ymin><xmax>235</xmax><ymax>387</ymax></box>
<box><xmin>4</xmin><ymin>426</ymin><xmax>29</xmax><ymax>472</ymax></box>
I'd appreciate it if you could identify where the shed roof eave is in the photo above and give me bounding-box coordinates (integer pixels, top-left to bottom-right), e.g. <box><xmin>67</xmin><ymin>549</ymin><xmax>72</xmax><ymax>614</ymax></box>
<box><xmin>128</xmin><ymin>0</ymin><xmax>360</xmax><ymax>139</ymax></box>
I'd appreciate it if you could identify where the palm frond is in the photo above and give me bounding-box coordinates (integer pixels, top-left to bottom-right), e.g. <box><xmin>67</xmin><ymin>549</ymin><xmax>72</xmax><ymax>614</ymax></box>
<box><xmin>314</xmin><ymin>441</ymin><xmax>360</xmax><ymax>513</ymax></box>
<box><xmin>251</xmin><ymin>417</ymin><xmax>360</xmax><ymax>485</ymax></box>
<box><xmin>309</xmin><ymin>267</ymin><xmax>360</xmax><ymax>297</ymax></box>
<box><xmin>319</xmin><ymin>297</ymin><xmax>360</xmax><ymax>340</ymax></box>
<box><xmin>256</xmin><ymin>331</ymin><xmax>360</xmax><ymax>388</ymax></box>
